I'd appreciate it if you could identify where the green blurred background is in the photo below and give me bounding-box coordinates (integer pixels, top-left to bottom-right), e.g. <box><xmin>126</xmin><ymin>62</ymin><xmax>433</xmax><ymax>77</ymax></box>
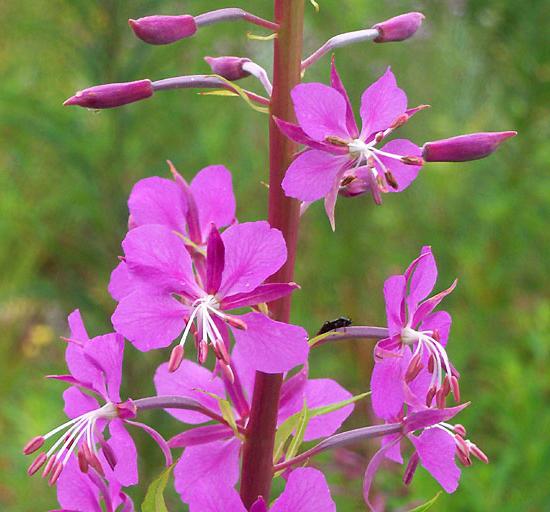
<box><xmin>1</xmin><ymin>0</ymin><xmax>549</xmax><ymax>510</ymax></box>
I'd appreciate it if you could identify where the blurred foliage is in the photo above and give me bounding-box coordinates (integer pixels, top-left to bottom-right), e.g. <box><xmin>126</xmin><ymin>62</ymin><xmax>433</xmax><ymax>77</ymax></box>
<box><xmin>1</xmin><ymin>0</ymin><xmax>549</xmax><ymax>510</ymax></box>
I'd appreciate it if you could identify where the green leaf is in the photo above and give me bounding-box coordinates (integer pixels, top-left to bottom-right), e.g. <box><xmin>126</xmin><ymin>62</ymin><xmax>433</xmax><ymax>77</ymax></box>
<box><xmin>273</xmin><ymin>413</ymin><xmax>301</xmax><ymax>463</ymax></box>
<box><xmin>203</xmin><ymin>75</ymin><xmax>269</xmax><ymax>114</ymax></box>
<box><xmin>408</xmin><ymin>492</ymin><xmax>443</xmax><ymax>512</ymax></box>
<box><xmin>308</xmin><ymin>392</ymin><xmax>370</xmax><ymax>417</ymax></box>
<box><xmin>309</xmin><ymin>0</ymin><xmax>320</xmax><ymax>12</ymax></box>
<box><xmin>219</xmin><ymin>398</ymin><xmax>239</xmax><ymax>435</ymax></box>
<box><xmin>141</xmin><ymin>464</ymin><xmax>175</xmax><ymax>512</ymax></box>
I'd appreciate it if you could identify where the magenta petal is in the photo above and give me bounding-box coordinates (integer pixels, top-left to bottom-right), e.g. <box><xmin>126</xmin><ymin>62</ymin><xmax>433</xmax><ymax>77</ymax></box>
<box><xmin>107</xmin><ymin>419</ymin><xmax>138</xmax><ymax>486</ymax></box>
<box><xmin>291</xmin><ymin>82</ymin><xmax>351</xmax><ymax>141</ymax></box>
<box><xmin>221</xmin><ymin>283</ymin><xmax>299</xmax><ymax>310</ymax></box>
<box><xmin>330</xmin><ymin>57</ymin><xmax>359</xmax><ymax>138</ymax></box>
<box><xmin>410</xmin><ymin>428</ymin><xmax>461</xmax><ymax>493</ymax></box>
<box><xmin>190</xmin><ymin>165</ymin><xmax>236</xmax><ymax>240</ymax></box>
<box><xmin>406</xmin><ymin>246</ymin><xmax>437</xmax><ymax>313</ymax></box>
<box><xmin>174</xmin><ymin>438</ymin><xmax>241</xmax><ymax>503</ymax></box>
<box><xmin>271</xmin><ymin>468</ymin><xmax>336</xmax><ymax>512</ymax></box>
<box><xmin>112</xmin><ymin>292</ymin><xmax>186</xmax><ymax>351</ymax></box>
<box><xmin>324</xmin><ymin>166</ymin><xmax>346</xmax><ymax>231</ymax></box>
<box><xmin>169</xmin><ymin>424</ymin><xmax>234</xmax><ymax>448</ymax></box>
<box><xmin>126</xmin><ymin>420</ymin><xmax>173</xmax><ymax>466</ymax></box>
<box><xmin>128</xmin><ymin>176</ymin><xmax>187</xmax><ymax>232</ymax></box>
<box><xmin>274</xmin><ymin>117</ymin><xmax>345</xmax><ymax>154</ymax></box>
<box><xmin>68</xmin><ymin>309</ymin><xmax>90</xmax><ymax>342</ymax></box>
<box><xmin>231</xmin><ymin>312</ymin><xmax>309</xmax><ymax>373</ymax></box>
<box><xmin>56</xmin><ymin>457</ymin><xmax>101</xmax><ymax>512</ymax></box>
<box><xmin>219</xmin><ymin>222</ymin><xmax>287</xmax><ymax>297</ymax></box>
<box><xmin>278</xmin><ymin>378</ymin><xmax>354</xmax><ymax>441</ymax></box>
<box><xmin>282</xmin><ymin>150</ymin><xmax>348</xmax><ymax>202</ymax></box>
<box><xmin>206</xmin><ymin>226</ymin><xmax>225</xmax><ymax>295</ymax></box>
<box><xmin>382</xmin><ymin>433</ymin><xmax>403</xmax><ymax>464</ymax></box>
<box><xmin>363</xmin><ymin>439</ymin><xmax>401</xmax><ymax>511</ymax></box>
<box><xmin>187</xmin><ymin>483</ymin><xmax>246</xmax><ymax>512</ymax></box>
<box><xmin>360</xmin><ymin>67</ymin><xmax>407</xmax><ymax>139</ymax></box>
<box><xmin>383</xmin><ymin>274</ymin><xmax>407</xmax><ymax>336</ymax></box>
<box><xmin>83</xmin><ymin>333</ymin><xmax>124</xmax><ymax>402</ymax></box>
<box><xmin>250</xmin><ymin>497</ymin><xmax>269</xmax><ymax>512</ymax></box>
<box><xmin>371</xmin><ymin>354</ymin><xmax>408</xmax><ymax>421</ymax></box>
<box><xmin>63</xmin><ymin>386</ymin><xmax>99</xmax><ymax>419</ymax></box>
<box><xmin>377</xmin><ymin>139</ymin><xmax>422</xmax><ymax>192</ymax></box>
<box><xmin>122</xmin><ymin>225</ymin><xmax>200</xmax><ymax>296</ymax></box>
<box><xmin>421</xmin><ymin>310</ymin><xmax>452</xmax><ymax>346</ymax></box>
<box><xmin>154</xmin><ymin>361</ymin><xmax>225</xmax><ymax>424</ymax></box>
<box><xmin>109</xmin><ymin>262</ymin><xmax>138</xmax><ymax>301</ymax></box>
<box><xmin>404</xmin><ymin>403</ymin><xmax>469</xmax><ymax>433</ymax></box>
<box><xmin>229</xmin><ymin>344</ymin><xmax>257</xmax><ymax>399</ymax></box>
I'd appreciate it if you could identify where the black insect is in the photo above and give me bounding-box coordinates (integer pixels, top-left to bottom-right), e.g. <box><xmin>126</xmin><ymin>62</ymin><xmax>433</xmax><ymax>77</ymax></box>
<box><xmin>316</xmin><ymin>316</ymin><xmax>352</xmax><ymax>335</ymax></box>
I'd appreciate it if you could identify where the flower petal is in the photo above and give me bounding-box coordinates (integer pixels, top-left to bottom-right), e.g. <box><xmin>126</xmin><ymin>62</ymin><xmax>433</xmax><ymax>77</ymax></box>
<box><xmin>221</xmin><ymin>283</ymin><xmax>299</xmax><ymax>310</ymax></box>
<box><xmin>291</xmin><ymin>82</ymin><xmax>350</xmax><ymax>141</ymax></box>
<box><xmin>205</xmin><ymin>226</ymin><xmax>225</xmax><ymax>295</ymax></box>
<box><xmin>84</xmin><ymin>333</ymin><xmax>124</xmax><ymax>402</ymax></box>
<box><xmin>109</xmin><ymin>262</ymin><xmax>138</xmax><ymax>301</ymax></box>
<box><xmin>274</xmin><ymin>117</ymin><xmax>346</xmax><ymax>154</ymax></box>
<box><xmin>330</xmin><ymin>57</ymin><xmax>359</xmax><ymax>138</ymax></box>
<box><xmin>271</xmin><ymin>468</ymin><xmax>336</xmax><ymax>512</ymax></box>
<box><xmin>169</xmin><ymin>424</ymin><xmax>234</xmax><ymax>448</ymax></box>
<box><xmin>370</xmin><ymin>353</ymin><xmax>408</xmax><ymax>421</ymax></box>
<box><xmin>377</xmin><ymin>139</ymin><xmax>422</xmax><ymax>192</ymax></box>
<box><xmin>413</xmin><ymin>279</ymin><xmax>457</xmax><ymax>327</ymax></box>
<box><xmin>363</xmin><ymin>438</ymin><xmax>401</xmax><ymax>511</ymax></box>
<box><xmin>360</xmin><ymin>67</ymin><xmax>407</xmax><ymax>139</ymax></box>
<box><xmin>406</xmin><ymin>246</ymin><xmax>437</xmax><ymax>315</ymax></box>
<box><xmin>112</xmin><ymin>292</ymin><xmax>187</xmax><ymax>351</ymax></box>
<box><xmin>324</xmin><ymin>166</ymin><xmax>347</xmax><ymax>231</ymax></box>
<box><xmin>219</xmin><ymin>222</ymin><xmax>287</xmax><ymax>297</ymax></box>
<box><xmin>107</xmin><ymin>419</ymin><xmax>138</xmax><ymax>486</ymax></box>
<box><xmin>128</xmin><ymin>176</ymin><xmax>187</xmax><ymax>233</ymax></box>
<box><xmin>282</xmin><ymin>150</ymin><xmax>348</xmax><ymax>202</ymax></box>
<box><xmin>63</xmin><ymin>386</ymin><xmax>99</xmax><ymax>419</ymax></box>
<box><xmin>68</xmin><ymin>309</ymin><xmax>90</xmax><ymax>343</ymax></box>
<box><xmin>174</xmin><ymin>438</ymin><xmax>241</xmax><ymax>503</ymax></box>
<box><xmin>420</xmin><ymin>310</ymin><xmax>452</xmax><ymax>346</ymax></box>
<box><xmin>409</xmin><ymin>428</ymin><xmax>461</xmax><ymax>493</ymax></box>
<box><xmin>56</xmin><ymin>456</ymin><xmax>101</xmax><ymax>512</ymax></box>
<box><xmin>383</xmin><ymin>274</ymin><xmax>407</xmax><ymax>336</ymax></box>
<box><xmin>231</xmin><ymin>312</ymin><xmax>309</xmax><ymax>373</ymax></box>
<box><xmin>187</xmin><ymin>483</ymin><xmax>246</xmax><ymax>512</ymax></box>
<box><xmin>154</xmin><ymin>361</ymin><xmax>225</xmax><ymax>424</ymax></box>
<box><xmin>122</xmin><ymin>225</ymin><xmax>200</xmax><ymax>297</ymax></box>
<box><xmin>190</xmin><ymin>165</ymin><xmax>237</xmax><ymax>241</ymax></box>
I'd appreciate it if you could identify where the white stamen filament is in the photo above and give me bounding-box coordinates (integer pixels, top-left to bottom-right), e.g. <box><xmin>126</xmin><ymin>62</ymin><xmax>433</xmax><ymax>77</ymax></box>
<box><xmin>178</xmin><ymin>295</ymin><xmax>226</xmax><ymax>352</ymax></box>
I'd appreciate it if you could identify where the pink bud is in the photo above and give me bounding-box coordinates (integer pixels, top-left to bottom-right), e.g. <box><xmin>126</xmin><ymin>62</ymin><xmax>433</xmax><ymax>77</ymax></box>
<box><xmin>423</xmin><ymin>131</ymin><xmax>517</xmax><ymax>162</ymax></box>
<box><xmin>204</xmin><ymin>56</ymin><xmax>251</xmax><ymax>81</ymax></box>
<box><xmin>373</xmin><ymin>12</ymin><xmax>425</xmax><ymax>43</ymax></box>
<box><xmin>64</xmin><ymin>80</ymin><xmax>153</xmax><ymax>109</ymax></box>
<box><xmin>129</xmin><ymin>15</ymin><xmax>197</xmax><ymax>45</ymax></box>
<box><xmin>115</xmin><ymin>399</ymin><xmax>137</xmax><ymax>420</ymax></box>
<box><xmin>23</xmin><ymin>435</ymin><xmax>45</xmax><ymax>455</ymax></box>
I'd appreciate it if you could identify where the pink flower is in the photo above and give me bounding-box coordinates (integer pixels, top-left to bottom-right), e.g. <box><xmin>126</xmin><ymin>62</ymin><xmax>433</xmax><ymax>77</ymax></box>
<box><xmin>111</xmin><ymin>221</ymin><xmax>308</xmax><ymax>374</ymax></box>
<box><xmin>154</xmin><ymin>347</ymin><xmax>352</xmax><ymax>506</ymax></box>
<box><xmin>24</xmin><ymin>311</ymin><xmax>144</xmax><ymax>487</ymax></box>
<box><xmin>363</xmin><ymin>405</ymin><xmax>488</xmax><ymax>510</ymax></box>
<box><xmin>371</xmin><ymin>246</ymin><xmax>459</xmax><ymax>421</ymax></box>
<box><xmin>276</xmin><ymin>59</ymin><xmax>424</xmax><ymax>229</ymax></box>
<box><xmin>187</xmin><ymin>468</ymin><xmax>336</xmax><ymax>512</ymax></box>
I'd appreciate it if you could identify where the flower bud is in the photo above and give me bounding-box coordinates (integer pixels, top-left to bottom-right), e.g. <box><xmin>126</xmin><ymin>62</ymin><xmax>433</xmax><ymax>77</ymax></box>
<box><xmin>373</xmin><ymin>12</ymin><xmax>425</xmax><ymax>43</ymax></box>
<box><xmin>64</xmin><ymin>80</ymin><xmax>153</xmax><ymax>109</ymax></box>
<box><xmin>423</xmin><ymin>131</ymin><xmax>517</xmax><ymax>162</ymax></box>
<box><xmin>204</xmin><ymin>56</ymin><xmax>251</xmax><ymax>81</ymax></box>
<box><xmin>128</xmin><ymin>15</ymin><xmax>197</xmax><ymax>45</ymax></box>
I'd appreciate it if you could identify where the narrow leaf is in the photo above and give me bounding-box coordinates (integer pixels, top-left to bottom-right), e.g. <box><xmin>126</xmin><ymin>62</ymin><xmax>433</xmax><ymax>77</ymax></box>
<box><xmin>309</xmin><ymin>391</ymin><xmax>370</xmax><ymax>417</ymax></box>
<box><xmin>408</xmin><ymin>492</ymin><xmax>442</xmax><ymax>512</ymax></box>
<box><xmin>309</xmin><ymin>0</ymin><xmax>320</xmax><ymax>12</ymax></box>
<box><xmin>285</xmin><ymin>400</ymin><xmax>310</xmax><ymax>462</ymax></box>
<box><xmin>273</xmin><ymin>414</ymin><xmax>300</xmax><ymax>463</ymax></box>
<box><xmin>141</xmin><ymin>464</ymin><xmax>175</xmax><ymax>512</ymax></box>
<box><xmin>207</xmin><ymin>74</ymin><xmax>269</xmax><ymax>114</ymax></box>
<box><xmin>246</xmin><ymin>32</ymin><xmax>278</xmax><ymax>41</ymax></box>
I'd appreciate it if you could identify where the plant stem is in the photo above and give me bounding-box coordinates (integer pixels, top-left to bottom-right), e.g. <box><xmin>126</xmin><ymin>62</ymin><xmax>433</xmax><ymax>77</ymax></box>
<box><xmin>239</xmin><ymin>1</ymin><xmax>305</xmax><ymax>507</ymax></box>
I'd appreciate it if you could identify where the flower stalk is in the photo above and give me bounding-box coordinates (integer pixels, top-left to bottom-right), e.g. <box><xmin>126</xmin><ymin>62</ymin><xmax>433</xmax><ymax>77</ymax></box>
<box><xmin>239</xmin><ymin>0</ymin><xmax>306</xmax><ymax>507</ymax></box>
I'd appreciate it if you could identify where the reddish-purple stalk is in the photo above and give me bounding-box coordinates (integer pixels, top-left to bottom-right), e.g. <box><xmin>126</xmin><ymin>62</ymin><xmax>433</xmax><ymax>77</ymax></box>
<box><xmin>239</xmin><ymin>1</ymin><xmax>305</xmax><ymax>507</ymax></box>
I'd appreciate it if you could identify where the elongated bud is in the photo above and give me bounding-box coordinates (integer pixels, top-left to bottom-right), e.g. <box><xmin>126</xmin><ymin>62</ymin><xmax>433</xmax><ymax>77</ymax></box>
<box><xmin>423</xmin><ymin>131</ymin><xmax>517</xmax><ymax>162</ymax></box>
<box><xmin>204</xmin><ymin>56</ymin><xmax>251</xmax><ymax>81</ymax></box>
<box><xmin>64</xmin><ymin>80</ymin><xmax>153</xmax><ymax>109</ymax></box>
<box><xmin>129</xmin><ymin>15</ymin><xmax>197</xmax><ymax>45</ymax></box>
<box><xmin>23</xmin><ymin>436</ymin><xmax>45</xmax><ymax>455</ymax></box>
<box><xmin>373</xmin><ymin>12</ymin><xmax>425</xmax><ymax>43</ymax></box>
<box><xmin>28</xmin><ymin>453</ymin><xmax>48</xmax><ymax>476</ymax></box>
<box><xmin>168</xmin><ymin>345</ymin><xmax>185</xmax><ymax>373</ymax></box>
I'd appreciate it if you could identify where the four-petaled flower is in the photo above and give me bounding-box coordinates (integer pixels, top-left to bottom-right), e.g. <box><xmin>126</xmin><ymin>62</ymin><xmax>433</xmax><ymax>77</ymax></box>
<box><xmin>276</xmin><ymin>58</ymin><xmax>425</xmax><ymax>229</ymax></box>
<box><xmin>371</xmin><ymin>246</ymin><xmax>459</xmax><ymax>421</ymax></box>
<box><xmin>111</xmin><ymin>221</ymin><xmax>309</xmax><ymax>375</ymax></box>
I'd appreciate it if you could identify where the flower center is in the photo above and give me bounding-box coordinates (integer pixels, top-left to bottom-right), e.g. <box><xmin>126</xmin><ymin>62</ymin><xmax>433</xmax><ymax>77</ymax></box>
<box><xmin>348</xmin><ymin>138</ymin><xmax>373</xmax><ymax>160</ymax></box>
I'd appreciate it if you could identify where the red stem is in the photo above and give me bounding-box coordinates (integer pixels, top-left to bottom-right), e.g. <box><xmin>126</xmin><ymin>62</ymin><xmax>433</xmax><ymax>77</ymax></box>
<box><xmin>239</xmin><ymin>1</ymin><xmax>305</xmax><ymax>507</ymax></box>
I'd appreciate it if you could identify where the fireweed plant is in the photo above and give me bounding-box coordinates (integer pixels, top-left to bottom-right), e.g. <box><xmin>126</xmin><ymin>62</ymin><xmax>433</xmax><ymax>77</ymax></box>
<box><xmin>23</xmin><ymin>5</ymin><xmax>516</xmax><ymax>511</ymax></box>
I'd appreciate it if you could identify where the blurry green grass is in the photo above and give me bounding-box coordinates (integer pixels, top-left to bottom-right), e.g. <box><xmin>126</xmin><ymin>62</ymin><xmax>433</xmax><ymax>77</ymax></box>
<box><xmin>1</xmin><ymin>0</ymin><xmax>549</xmax><ymax>510</ymax></box>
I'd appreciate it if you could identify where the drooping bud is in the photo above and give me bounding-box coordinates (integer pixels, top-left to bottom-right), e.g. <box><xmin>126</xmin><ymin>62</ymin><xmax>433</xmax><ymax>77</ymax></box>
<box><xmin>115</xmin><ymin>399</ymin><xmax>137</xmax><ymax>420</ymax></box>
<box><xmin>204</xmin><ymin>56</ymin><xmax>251</xmax><ymax>81</ymax></box>
<box><xmin>23</xmin><ymin>436</ymin><xmax>45</xmax><ymax>455</ymax></box>
<box><xmin>373</xmin><ymin>12</ymin><xmax>425</xmax><ymax>43</ymax></box>
<box><xmin>64</xmin><ymin>80</ymin><xmax>153</xmax><ymax>109</ymax></box>
<box><xmin>168</xmin><ymin>344</ymin><xmax>185</xmax><ymax>373</ymax></box>
<box><xmin>129</xmin><ymin>15</ymin><xmax>197</xmax><ymax>45</ymax></box>
<box><xmin>423</xmin><ymin>131</ymin><xmax>517</xmax><ymax>162</ymax></box>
